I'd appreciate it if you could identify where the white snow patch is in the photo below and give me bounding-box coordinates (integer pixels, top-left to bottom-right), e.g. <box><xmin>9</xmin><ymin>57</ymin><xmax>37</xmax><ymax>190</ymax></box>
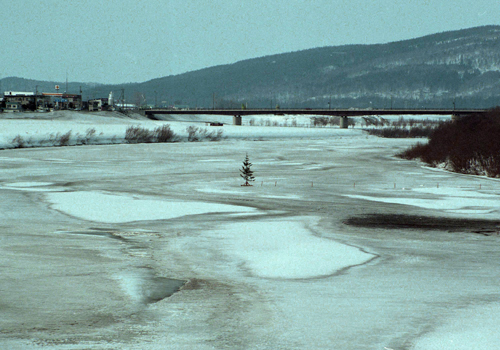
<box><xmin>1</xmin><ymin>182</ymin><xmax>63</xmax><ymax>192</ymax></box>
<box><xmin>3</xmin><ymin>182</ymin><xmax>54</xmax><ymax>188</ymax></box>
<box><xmin>345</xmin><ymin>187</ymin><xmax>500</xmax><ymax>216</ymax></box>
<box><xmin>413</xmin><ymin>187</ymin><xmax>499</xmax><ymax>198</ymax></box>
<box><xmin>413</xmin><ymin>303</ymin><xmax>500</xmax><ymax>350</ymax></box>
<box><xmin>45</xmin><ymin>191</ymin><xmax>255</xmax><ymax>223</ymax></box>
<box><xmin>211</xmin><ymin>219</ymin><xmax>374</xmax><ymax>279</ymax></box>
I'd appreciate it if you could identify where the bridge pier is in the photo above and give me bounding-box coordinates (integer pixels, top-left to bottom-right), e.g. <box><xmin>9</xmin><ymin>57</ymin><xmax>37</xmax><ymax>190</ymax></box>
<box><xmin>233</xmin><ymin>115</ymin><xmax>242</xmax><ymax>126</ymax></box>
<box><xmin>340</xmin><ymin>116</ymin><xmax>349</xmax><ymax>129</ymax></box>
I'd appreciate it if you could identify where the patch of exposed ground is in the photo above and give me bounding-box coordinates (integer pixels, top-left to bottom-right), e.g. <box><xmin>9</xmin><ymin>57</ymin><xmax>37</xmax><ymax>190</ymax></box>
<box><xmin>344</xmin><ymin>214</ymin><xmax>500</xmax><ymax>235</ymax></box>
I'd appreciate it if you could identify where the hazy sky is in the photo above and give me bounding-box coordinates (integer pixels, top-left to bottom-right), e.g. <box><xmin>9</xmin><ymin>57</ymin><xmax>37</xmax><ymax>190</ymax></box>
<box><xmin>2</xmin><ymin>0</ymin><xmax>499</xmax><ymax>84</ymax></box>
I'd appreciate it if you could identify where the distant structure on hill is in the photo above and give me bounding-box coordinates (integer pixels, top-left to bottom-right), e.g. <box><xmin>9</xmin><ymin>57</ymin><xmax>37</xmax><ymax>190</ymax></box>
<box><xmin>1</xmin><ymin>91</ymin><xmax>82</xmax><ymax>112</ymax></box>
<box><xmin>0</xmin><ymin>90</ymin><xmax>137</xmax><ymax>112</ymax></box>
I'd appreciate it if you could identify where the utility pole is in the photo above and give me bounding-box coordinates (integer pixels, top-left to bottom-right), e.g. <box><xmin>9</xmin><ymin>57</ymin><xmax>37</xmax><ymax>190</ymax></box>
<box><xmin>120</xmin><ymin>88</ymin><xmax>125</xmax><ymax>109</ymax></box>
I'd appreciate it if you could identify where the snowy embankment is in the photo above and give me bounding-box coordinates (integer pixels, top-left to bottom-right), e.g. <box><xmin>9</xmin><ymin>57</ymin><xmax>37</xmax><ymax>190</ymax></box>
<box><xmin>0</xmin><ymin>110</ymin><xmax>366</xmax><ymax>149</ymax></box>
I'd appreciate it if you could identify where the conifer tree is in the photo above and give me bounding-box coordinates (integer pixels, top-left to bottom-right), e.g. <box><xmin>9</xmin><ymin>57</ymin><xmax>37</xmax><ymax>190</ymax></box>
<box><xmin>240</xmin><ymin>153</ymin><xmax>255</xmax><ymax>186</ymax></box>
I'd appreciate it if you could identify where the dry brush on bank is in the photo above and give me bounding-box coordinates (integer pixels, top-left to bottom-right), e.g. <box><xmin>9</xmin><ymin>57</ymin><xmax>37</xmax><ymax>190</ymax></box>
<box><xmin>10</xmin><ymin>129</ymin><xmax>99</xmax><ymax>149</ymax></box>
<box><xmin>125</xmin><ymin>125</ymin><xmax>178</xmax><ymax>143</ymax></box>
<box><xmin>364</xmin><ymin>118</ymin><xmax>445</xmax><ymax>138</ymax></box>
<box><xmin>398</xmin><ymin>108</ymin><xmax>500</xmax><ymax>177</ymax></box>
<box><xmin>4</xmin><ymin>123</ymin><xmax>227</xmax><ymax>150</ymax></box>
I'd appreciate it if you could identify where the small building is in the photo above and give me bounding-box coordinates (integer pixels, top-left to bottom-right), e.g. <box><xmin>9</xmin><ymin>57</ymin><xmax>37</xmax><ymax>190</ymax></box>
<box><xmin>206</xmin><ymin>122</ymin><xmax>224</xmax><ymax>126</ymax></box>
<box><xmin>88</xmin><ymin>98</ymin><xmax>109</xmax><ymax>111</ymax></box>
<box><xmin>4</xmin><ymin>101</ymin><xmax>23</xmax><ymax>113</ymax></box>
<box><xmin>42</xmin><ymin>93</ymin><xmax>82</xmax><ymax>110</ymax></box>
<box><xmin>3</xmin><ymin>91</ymin><xmax>36</xmax><ymax>110</ymax></box>
<box><xmin>2</xmin><ymin>91</ymin><xmax>82</xmax><ymax>111</ymax></box>
<box><xmin>114</xmin><ymin>103</ymin><xmax>137</xmax><ymax>110</ymax></box>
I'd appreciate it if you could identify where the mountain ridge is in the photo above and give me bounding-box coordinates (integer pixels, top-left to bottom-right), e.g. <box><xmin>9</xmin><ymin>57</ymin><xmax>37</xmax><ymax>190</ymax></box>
<box><xmin>2</xmin><ymin>25</ymin><xmax>500</xmax><ymax>109</ymax></box>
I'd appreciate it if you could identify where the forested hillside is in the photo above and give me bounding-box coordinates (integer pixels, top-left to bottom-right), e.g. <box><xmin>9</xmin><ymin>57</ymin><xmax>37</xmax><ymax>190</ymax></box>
<box><xmin>2</xmin><ymin>26</ymin><xmax>500</xmax><ymax>109</ymax></box>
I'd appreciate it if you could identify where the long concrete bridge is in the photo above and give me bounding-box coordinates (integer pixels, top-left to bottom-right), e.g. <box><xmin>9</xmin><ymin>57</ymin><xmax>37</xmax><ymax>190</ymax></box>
<box><xmin>144</xmin><ymin>108</ymin><xmax>488</xmax><ymax>128</ymax></box>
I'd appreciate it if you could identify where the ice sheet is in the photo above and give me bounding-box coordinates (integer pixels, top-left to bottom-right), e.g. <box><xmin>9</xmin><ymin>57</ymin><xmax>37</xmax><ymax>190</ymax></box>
<box><xmin>412</xmin><ymin>187</ymin><xmax>500</xmax><ymax>198</ymax></box>
<box><xmin>345</xmin><ymin>186</ymin><xmax>500</xmax><ymax>215</ymax></box>
<box><xmin>412</xmin><ymin>303</ymin><xmax>500</xmax><ymax>349</ymax></box>
<box><xmin>197</xmin><ymin>187</ymin><xmax>302</xmax><ymax>199</ymax></box>
<box><xmin>210</xmin><ymin>219</ymin><xmax>375</xmax><ymax>279</ymax></box>
<box><xmin>45</xmin><ymin>191</ymin><xmax>255</xmax><ymax>223</ymax></box>
<box><xmin>3</xmin><ymin>112</ymin><xmax>499</xmax><ymax>349</ymax></box>
<box><xmin>0</xmin><ymin>182</ymin><xmax>63</xmax><ymax>192</ymax></box>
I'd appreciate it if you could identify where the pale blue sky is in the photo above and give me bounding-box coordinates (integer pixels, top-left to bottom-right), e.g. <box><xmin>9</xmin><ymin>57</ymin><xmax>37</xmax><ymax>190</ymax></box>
<box><xmin>2</xmin><ymin>0</ymin><xmax>499</xmax><ymax>84</ymax></box>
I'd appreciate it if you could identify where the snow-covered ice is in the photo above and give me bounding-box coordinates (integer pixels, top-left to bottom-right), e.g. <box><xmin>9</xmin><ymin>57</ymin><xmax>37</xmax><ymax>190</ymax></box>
<box><xmin>413</xmin><ymin>303</ymin><xmax>500</xmax><ymax>350</ymax></box>
<box><xmin>345</xmin><ymin>186</ymin><xmax>500</xmax><ymax>217</ymax></box>
<box><xmin>207</xmin><ymin>219</ymin><xmax>374</xmax><ymax>279</ymax></box>
<box><xmin>46</xmin><ymin>191</ymin><xmax>256</xmax><ymax>223</ymax></box>
<box><xmin>1</xmin><ymin>111</ymin><xmax>500</xmax><ymax>350</ymax></box>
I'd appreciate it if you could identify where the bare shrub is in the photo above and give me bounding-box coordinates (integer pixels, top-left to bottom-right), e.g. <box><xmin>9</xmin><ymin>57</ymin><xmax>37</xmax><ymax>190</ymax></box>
<box><xmin>125</xmin><ymin>126</ymin><xmax>154</xmax><ymax>143</ymax></box>
<box><xmin>154</xmin><ymin>125</ymin><xmax>177</xmax><ymax>142</ymax></box>
<box><xmin>208</xmin><ymin>129</ymin><xmax>224</xmax><ymax>141</ymax></box>
<box><xmin>392</xmin><ymin>117</ymin><xmax>407</xmax><ymax>128</ymax></box>
<box><xmin>186</xmin><ymin>126</ymin><xmax>200</xmax><ymax>141</ymax></box>
<box><xmin>398</xmin><ymin>108</ymin><xmax>500</xmax><ymax>177</ymax></box>
<box><xmin>125</xmin><ymin>125</ymin><xmax>177</xmax><ymax>143</ymax></box>
<box><xmin>397</xmin><ymin>142</ymin><xmax>429</xmax><ymax>160</ymax></box>
<box><xmin>85</xmin><ymin>128</ymin><xmax>96</xmax><ymax>143</ymax></box>
<box><xmin>362</xmin><ymin>116</ymin><xmax>380</xmax><ymax>127</ymax></box>
<box><xmin>311</xmin><ymin>116</ymin><xmax>327</xmax><ymax>127</ymax></box>
<box><xmin>330</xmin><ymin>116</ymin><xmax>340</xmax><ymax>126</ymax></box>
<box><xmin>187</xmin><ymin>126</ymin><xmax>224</xmax><ymax>141</ymax></box>
<box><xmin>367</xmin><ymin>126</ymin><xmax>435</xmax><ymax>138</ymax></box>
<box><xmin>12</xmin><ymin>135</ymin><xmax>25</xmax><ymax>148</ymax></box>
<box><xmin>311</xmin><ymin>116</ymin><xmax>340</xmax><ymax>127</ymax></box>
<box><xmin>57</xmin><ymin>131</ymin><xmax>72</xmax><ymax>146</ymax></box>
<box><xmin>76</xmin><ymin>128</ymin><xmax>97</xmax><ymax>145</ymax></box>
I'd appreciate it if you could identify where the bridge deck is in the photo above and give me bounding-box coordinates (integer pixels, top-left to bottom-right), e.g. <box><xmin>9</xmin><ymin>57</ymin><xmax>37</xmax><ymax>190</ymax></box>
<box><xmin>145</xmin><ymin>108</ymin><xmax>487</xmax><ymax>117</ymax></box>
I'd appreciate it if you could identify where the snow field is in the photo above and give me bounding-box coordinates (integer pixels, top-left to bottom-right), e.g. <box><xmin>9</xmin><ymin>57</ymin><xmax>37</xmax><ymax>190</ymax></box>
<box><xmin>45</xmin><ymin>191</ymin><xmax>255</xmax><ymax>223</ymax></box>
<box><xmin>44</xmin><ymin>190</ymin><xmax>374</xmax><ymax>279</ymax></box>
<box><xmin>206</xmin><ymin>219</ymin><xmax>375</xmax><ymax>279</ymax></box>
<box><xmin>412</xmin><ymin>303</ymin><xmax>500</xmax><ymax>350</ymax></box>
<box><xmin>2</xmin><ymin>111</ymin><xmax>500</xmax><ymax>349</ymax></box>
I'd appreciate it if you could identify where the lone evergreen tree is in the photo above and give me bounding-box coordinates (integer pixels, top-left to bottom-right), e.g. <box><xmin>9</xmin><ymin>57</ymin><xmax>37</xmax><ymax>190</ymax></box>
<box><xmin>240</xmin><ymin>153</ymin><xmax>255</xmax><ymax>186</ymax></box>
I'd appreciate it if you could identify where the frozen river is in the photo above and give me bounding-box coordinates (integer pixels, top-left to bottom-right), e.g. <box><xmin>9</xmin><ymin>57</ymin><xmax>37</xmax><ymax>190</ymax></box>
<box><xmin>1</xmin><ymin>113</ymin><xmax>500</xmax><ymax>349</ymax></box>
